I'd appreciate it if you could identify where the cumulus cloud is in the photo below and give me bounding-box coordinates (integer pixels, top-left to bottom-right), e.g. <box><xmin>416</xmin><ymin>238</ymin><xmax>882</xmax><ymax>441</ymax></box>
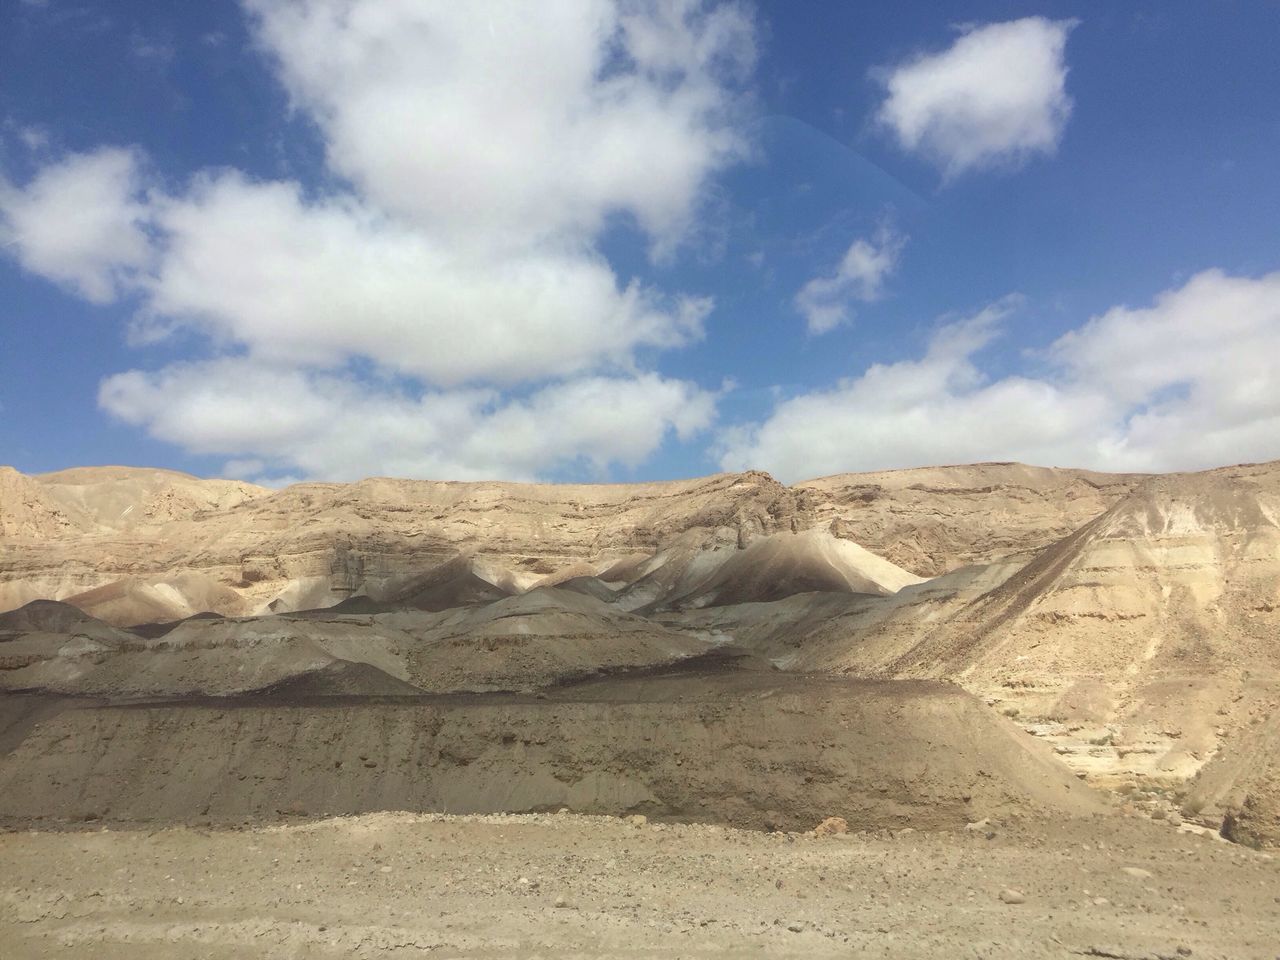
<box><xmin>719</xmin><ymin>270</ymin><xmax>1280</xmax><ymax>480</ymax></box>
<box><xmin>243</xmin><ymin>0</ymin><xmax>754</xmax><ymax>254</ymax></box>
<box><xmin>795</xmin><ymin>227</ymin><xmax>905</xmax><ymax>334</ymax></box>
<box><xmin>1052</xmin><ymin>270</ymin><xmax>1280</xmax><ymax>470</ymax></box>
<box><xmin>0</xmin><ymin>147</ymin><xmax>152</xmax><ymax>302</ymax></box>
<box><xmin>135</xmin><ymin>171</ymin><xmax>710</xmax><ymax>386</ymax></box>
<box><xmin>876</xmin><ymin>17</ymin><xmax>1076</xmax><ymax>177</ymax></box>
<box><xmin>100</xmin><ymin>360</ymin><xmax>715</xmax><ymax>482</ymax></box>
<box><xmin>0</xmin><ymin>1</ymin><xmax>753</xmax><ymax>480</ymax></box>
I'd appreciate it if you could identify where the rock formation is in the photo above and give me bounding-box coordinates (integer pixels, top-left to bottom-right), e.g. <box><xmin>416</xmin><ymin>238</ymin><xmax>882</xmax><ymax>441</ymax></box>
<box><xmin>1</xmin><ymin>457</ymin><xmax>1278</xmax><ymax>846</ymax></box>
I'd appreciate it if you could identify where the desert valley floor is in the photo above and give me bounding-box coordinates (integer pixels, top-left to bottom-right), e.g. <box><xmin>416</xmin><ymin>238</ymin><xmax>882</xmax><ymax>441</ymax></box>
<box><xmin>4</xmin><ymin>812</ymin><xmax>1278</xmax><ymax>959</ymax></box>
<box><xmin>1</xmin><ymin>460</ymin><xmax>1278</xmax><ymax>957</ymax></box>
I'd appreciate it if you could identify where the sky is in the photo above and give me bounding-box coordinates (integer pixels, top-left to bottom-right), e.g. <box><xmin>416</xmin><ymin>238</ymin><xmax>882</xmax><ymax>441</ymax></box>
<box><xmin>1</xmin><ymin>1</ymin><xmax>1278</xmax><ymax>486</ymax></box>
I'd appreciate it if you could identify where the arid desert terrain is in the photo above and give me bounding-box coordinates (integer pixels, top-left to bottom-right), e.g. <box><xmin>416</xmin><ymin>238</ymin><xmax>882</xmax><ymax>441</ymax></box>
<box><xmin>1</xmin><ymin>459</ymin><xmax>1278</xmax><ymax>957</ymax></box>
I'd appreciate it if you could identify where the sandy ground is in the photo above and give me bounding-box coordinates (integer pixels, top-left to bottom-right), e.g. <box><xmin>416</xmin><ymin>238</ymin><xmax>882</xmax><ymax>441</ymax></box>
<box><xmin>1</xmin><ymin>812</ymin><xmax>1277</xmax><ymax>960</ymax></box>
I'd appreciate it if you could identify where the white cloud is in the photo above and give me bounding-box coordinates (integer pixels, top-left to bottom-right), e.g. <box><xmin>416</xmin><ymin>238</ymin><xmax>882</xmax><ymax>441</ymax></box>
<box><xmin>100</xmin><ymin>360</ymin><xmax>716</xmax><ymax>482</ymax></box>
<box><xmin>0</xmin><ymin>2</ymin><xmax>753</xmax><ymax>480</ymax></box>
<box><xmin>795</xmin><ymin>227</ymin><xmax>905</xmax><ymax>334</ymax></box>
<box><xmin>876</xmin><ymin>17</ymin><xmax>1076</xmax><ymax>177</ymax></box>
<box><xmin>243</xmin><ymin>0</ymin><xmax>754</xmax><ymax>255</ymax></box>
<box><xmin>135</xmin><ymin>171</ymin><xmax>709</xmax><ymax>386</ymax></box>
<box><xmin>1052</xmin><ymin>269</ymin><xmax>1280</xmax><ymax>470</ymax></box>
<box><xmin>0</xmin><ymin>147</ymin><xmax>152</xmax><ymax>302</ymax></box>
<box><xmin>719</xmin><ymin>270</ymin><xmax>1280</xmax><ymax>480</ymax></box>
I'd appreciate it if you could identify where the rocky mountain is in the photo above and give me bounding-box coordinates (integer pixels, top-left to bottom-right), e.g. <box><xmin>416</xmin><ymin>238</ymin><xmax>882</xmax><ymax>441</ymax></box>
<box><xmin>0</xmin><ymin>462</ymin><xmax>1141</xmax><ymax>625</ymax></box>
<box><xmin>720</xmin><ymin>460</ymin><xmax>1280</xmax><ymax>841</ymax></box>
<box><xmin>1</xmin><ymin>457</ymin><xmax>1278</xmax><ymax>846</ymax></box>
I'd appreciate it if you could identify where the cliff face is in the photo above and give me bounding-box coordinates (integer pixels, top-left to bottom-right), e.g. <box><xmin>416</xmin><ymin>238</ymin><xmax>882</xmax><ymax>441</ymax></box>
<box><xmin>0</xmin><ymin>468</ymin><xmax>821</xmax><ymax>622</ymax></box>
<box><xmin>759</xmin><ymin>461</ymin><xmax>1280</xmax><ymax>831</ymax></box>
<box><xmin>0</xmin><ymin>467</ymin><xmax>83</xmax><ymax>539</ymax></box>
<box><xmin>0</xmin><ymin>462</ymin><xmax>1144</xmax><ymax>625</ymax></box>
<box><xmin>797</xmin><ymin>462</ymin><xmax>1143</xmax><ymax>577</ymax></box>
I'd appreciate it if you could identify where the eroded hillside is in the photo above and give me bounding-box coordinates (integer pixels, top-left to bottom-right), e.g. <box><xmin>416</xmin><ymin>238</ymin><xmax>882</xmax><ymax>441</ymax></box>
<box><xmin>0</xmin><ymin>461</ymin><xmax>1141</xmax><ymax>624</ymax></box>
<box><xmin>1</xmin><ymin>458</ymin><xmax>1277</xmax><ymax>848</ymax></box>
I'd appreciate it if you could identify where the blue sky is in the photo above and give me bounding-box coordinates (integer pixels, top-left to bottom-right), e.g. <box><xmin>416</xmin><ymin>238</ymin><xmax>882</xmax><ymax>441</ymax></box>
<box><xmin>2</xmin><ymin>1</ymin><xmax>1278</xmax><ymax>484</ymax></box>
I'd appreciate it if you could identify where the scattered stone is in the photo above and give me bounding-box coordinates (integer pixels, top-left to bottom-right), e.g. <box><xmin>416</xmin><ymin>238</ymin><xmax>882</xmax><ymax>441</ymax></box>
<box><xmin>998</xmin><ymin>888</ymin><xmax>1026</xmax><ymax>904</ymax></box>
<box><xmin>1083</xmin><ymin>945</ymin><xmax>1137</xmax><ymax>958</ymax></box>
<box><xmin>965</xmin><ymin>818</ymin><xmax>991</xmax><ymax>832</ymax></box>
<box><xmin>812</xmin><ymin>817</ymin><xmax>848</xmax><ymax>837</ymax></box>
<box><xmin>554</xmin><ymin>895</ymin><xmax>572</xmax><ymax>909</ymax></box>
<box><xmin>1121</xmin><ymin>867</ymin><xmax>1153</xmax><ymax>879</ymax></box>
<box><xmin>626</xmin><ymin>814</ymin><xmax>648</xmax><ymax>827</ymax></box>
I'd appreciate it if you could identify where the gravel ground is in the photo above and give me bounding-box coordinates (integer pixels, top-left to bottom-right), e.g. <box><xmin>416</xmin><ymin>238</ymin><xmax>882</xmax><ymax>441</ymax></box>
<box><xmin>2</xmin><ymin>811</ymin><xmax>1277</xmax><ymax>959</ymax></box>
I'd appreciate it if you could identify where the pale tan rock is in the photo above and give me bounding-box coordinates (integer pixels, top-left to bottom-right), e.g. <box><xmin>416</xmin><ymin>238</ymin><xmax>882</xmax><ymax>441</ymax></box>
<box><xmin>812</xmin><ymin>817</ymin><xmax>848</xmax><ymax>837</ymax></box>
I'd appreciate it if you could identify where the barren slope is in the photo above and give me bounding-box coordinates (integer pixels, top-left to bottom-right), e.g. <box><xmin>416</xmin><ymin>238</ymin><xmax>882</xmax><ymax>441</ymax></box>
<box><xmin>0</xmin><ymin>663</ymin><xmax>1099</xmax><ymax>830</ymax></box>
<box><xmin>0</xmin><ymin>587</ymin><xmax>710</xmax><ymax>698</ymax></box>
<box><xmin>759</xmin><ymin>462</ymin><xmax>1280</xmax><ymax>841</ymax></box>
<box><xmin>0</xmin><ymin>461</ymin><xmax>1145</xmax><ymax>624</ymax></box>
<box><xmin>797</xmin><ymin>461</ymin><xmax>1143</xmax><ymax>576</ymax></box>
<box><xmin>0</xmin><ymin>469</ymin><xmax>828</xmax><ymax>622</ymax></box>
<box><xmin>36</xmin><ymin>465</ymin><xmax>269</xmax><ymax>531</ymax></box>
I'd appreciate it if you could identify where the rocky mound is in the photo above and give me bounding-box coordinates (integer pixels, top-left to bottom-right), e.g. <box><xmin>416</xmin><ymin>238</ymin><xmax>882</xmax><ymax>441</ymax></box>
<box><xmin>127</xmin><ymin>610</ymin><xmax>225</xmax><ymax>640</ymax></box>
<box><xmin>0</xmin><ymin>599</ymin><xmax>128</xmax><ymax>639</ymax></box>
<box><xmin>0</xmin><ymin>587</ymin><xmax>711</xmax><ymax>698</ymax></box>
<box><xmin>383</xmin><ymin>587</ymin><xmax>711</xmax><ymax>692</ymax></box>
<box><xmin>658</xmin><ymin>527</ymin><xmax>924</xmax><ymax>610</ymax></box>
<box><xmin>256</xmin><ymin>660</ymin><xmax>429</xmax><ymax>698</ymax></box>
<box><xmin>0</xmin><ymin>613</ymin><xmax>414</xmax><ymax>698</ymax></box>
<box><xmin>58</xmin><ymin>574</ymin><xmax>246</xmax><ymax>627</ymax></box>
<box><xmin>0</xmin><ymin>669</ymin><xmax>1102</xmax><ymax>830</ymax></box>
<box><xmin>374</xmin><ymin>555</ymin><xmax>513</xmax><ymax>612</ymax></box>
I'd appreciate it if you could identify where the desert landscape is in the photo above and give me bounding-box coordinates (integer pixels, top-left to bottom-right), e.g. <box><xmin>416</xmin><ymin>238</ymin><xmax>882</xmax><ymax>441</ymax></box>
<box><xmin>5</xmin><ymin>0</ymin><xmax>1279</xmax><ymax>955</ymax></box>
<box><xmin>1</xmin><ymin>459</ymin><xmax>1278</xmax><ymax>957</ymax></box>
